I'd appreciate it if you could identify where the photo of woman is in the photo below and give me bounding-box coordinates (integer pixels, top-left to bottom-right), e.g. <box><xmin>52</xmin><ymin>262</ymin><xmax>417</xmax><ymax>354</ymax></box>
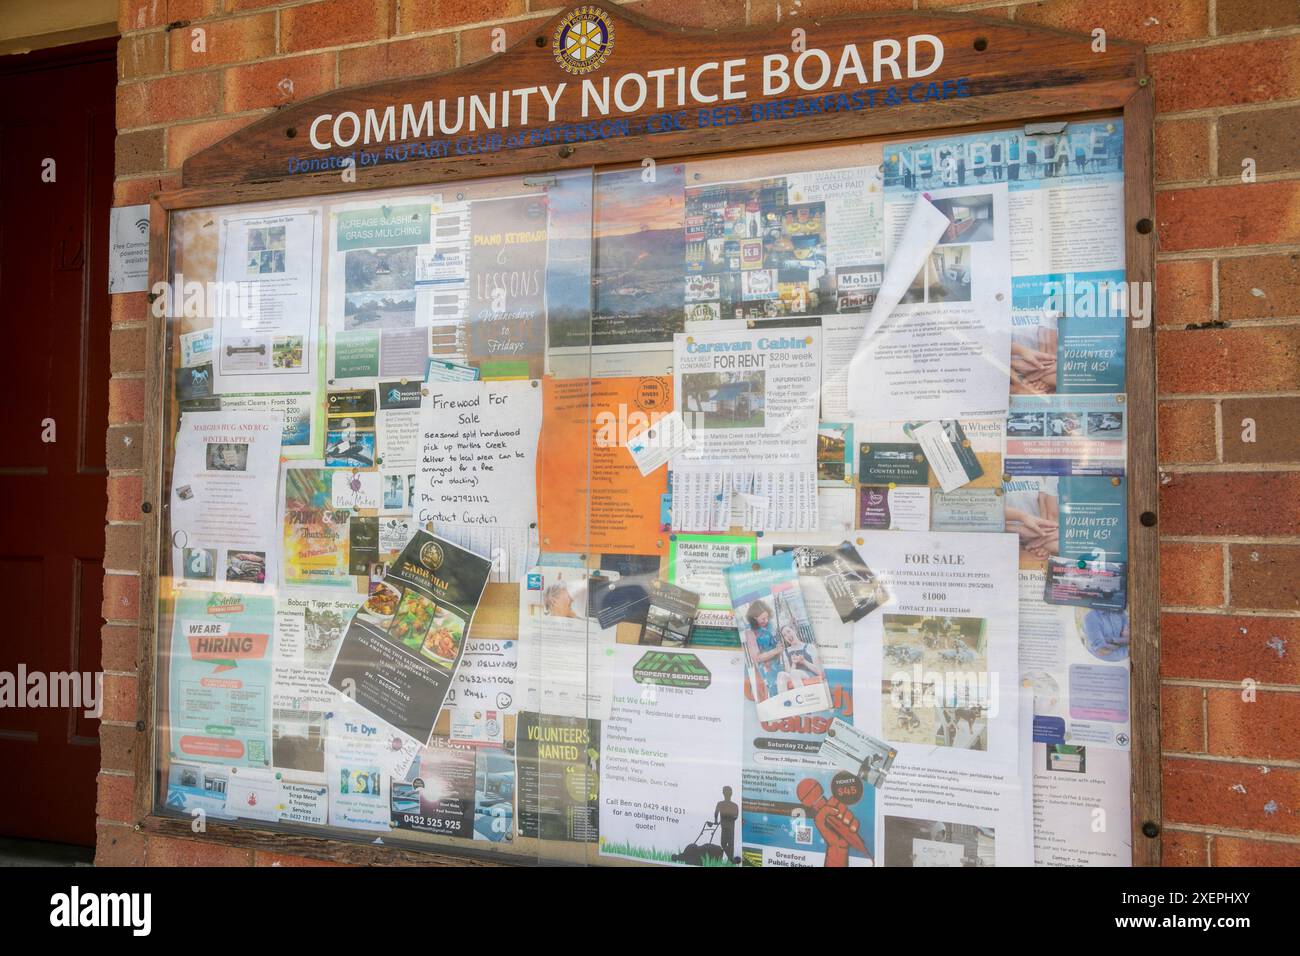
<box><xmin>743</xmin><ymin>600</ymin><xmax>785</xmax><ymax>700</ymax></box>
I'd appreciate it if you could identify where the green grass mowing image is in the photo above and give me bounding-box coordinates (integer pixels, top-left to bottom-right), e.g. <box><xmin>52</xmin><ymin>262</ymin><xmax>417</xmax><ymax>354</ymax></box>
<box><xmin>599</xmin><ymin>839</ymin><xmax>737</xmax><ymax>866</ymax></box>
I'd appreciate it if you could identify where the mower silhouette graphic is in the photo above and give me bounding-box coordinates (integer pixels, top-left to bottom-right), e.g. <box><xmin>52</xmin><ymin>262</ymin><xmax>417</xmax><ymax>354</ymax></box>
<box><xmin>672</xmin><ymin>821</ymin><xmax>727</xmax><ymax>865</ymax></box>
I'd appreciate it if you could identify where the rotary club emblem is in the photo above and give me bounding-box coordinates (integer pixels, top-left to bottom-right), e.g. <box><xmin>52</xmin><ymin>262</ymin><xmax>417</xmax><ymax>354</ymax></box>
<box><xmin>553</xmin><ymin>6</ymin><xmax>615</xmax><ymax>75</ymax></box>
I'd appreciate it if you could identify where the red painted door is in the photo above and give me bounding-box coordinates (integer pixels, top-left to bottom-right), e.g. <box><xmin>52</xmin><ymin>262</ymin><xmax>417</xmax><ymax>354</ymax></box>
<box><xmin>0</xmin><ymin>40</ymin><xmax>116</xmax><ymax>846</ymax></box>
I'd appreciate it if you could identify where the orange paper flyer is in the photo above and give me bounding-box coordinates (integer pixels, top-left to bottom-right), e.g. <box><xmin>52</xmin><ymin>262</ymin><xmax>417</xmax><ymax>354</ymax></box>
<box><xmin>537</xmin><ymin>376</ymin><xmax>672</xmax><ymax>555</ymax></box>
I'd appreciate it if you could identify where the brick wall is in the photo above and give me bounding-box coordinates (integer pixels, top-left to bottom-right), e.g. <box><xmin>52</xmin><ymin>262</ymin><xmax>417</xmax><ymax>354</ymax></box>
<box><xmin>102</xmin><ymin>0</ymin><xmax>1300</xmax><ymax>866</ymax></box>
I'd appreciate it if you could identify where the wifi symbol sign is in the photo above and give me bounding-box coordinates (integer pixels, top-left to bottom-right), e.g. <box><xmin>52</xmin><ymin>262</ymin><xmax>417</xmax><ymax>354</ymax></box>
<box><xmin>134</xmin><ymin>218</ymin><xmax>149</xmax><ymax>234</ymax></box>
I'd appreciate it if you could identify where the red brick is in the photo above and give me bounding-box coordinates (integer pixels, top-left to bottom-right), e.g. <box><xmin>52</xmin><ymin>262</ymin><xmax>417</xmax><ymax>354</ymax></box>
<box><xmin>749</xmin><ymin>0</ymin><xmax>911</xmax><ymax>23</ymax></box>
<box><xmin>1161</xmin><ymin>613</ymin><xmax>1299</xmax><ymax>685</ymax></box>
<box><xmin>1230</xmin><ymin>545</ymin><xmax>1300</xmax><ymax>611</ymax></box>
<box><xmin>1216</xmin><ymin>0</ymin><xmax>1300</xmax><ymax>35</ymax></box>
<box><xmin>281</xmin><ymin>0</ymin><xmax>392</xmax><ymax>54</ymax></box>
<box><xmin>459</xmin><ymin>17</ymin><xmax>549</xmax><ymax>67</ymax></box>
<box><xmin>1212</xmin><ymin>835</ymin><xmax>1300</xmax><ymax>866</ymax></box>
<box><xmin>102</xmin><ymin>572</ymin><xmax>141</xmax><ymax>623</ymax></box>
<box><xmin>107</xmin><ymin>475</ymin><xmax>144</xmax><ymax>523</ymax></box>
<box><xmin>1155</xmin><ymin>258</ymin><xmax>1213</xmax><ymax>328</ymax></box>
<box><xmin>399</xmin><ymin>0</ymin><xmax>524</xmax><ymax>33</ymax></box>
<box><xmin>116</xmin><ymin>128</ymin><xmax>166</xmax><ymax>177</ymax></box>
<box><xmin>145</xmin><ymin>834</ymin><xmax>254</xmax><ymax>866</ymax></box>
<box><xmin>100</xmin><ymin>674</ymin><xmax>140</xmax><ymax>723</ymax></box>
<box><xmin>1162</xmin><ymin>828</ymin><xmax>1209</xmax><ymax>866</ymax></box>
<box><xmin>107</xmin><ymin>425</ymin><xmax>144</xmax><ymax>470</ymax></box>
<box><xmin>118</xmin><ymin>73</ymin><xmax>222</xmax><ymax>129</ymax></box>
<box><xmin>1163</xmin><ymin>757</ymin><xmax>1300</xmax><ymax>836</ymax></box>
<box><xmin>1154</xmin><ymin>118</ymin><xmax>1211</xmax><ymax>183</ymax></box>
<box><xmin>120</xmin><ymin>1</ymin><xmax>166</xmax><ymax>32</ymax></box>
<box><xmin>1207</xmin><ymin>688</ymin><xmax>1300</xmax><ymax>761</ymax></box>
<box><xmin>1219</xmin><ymin>253</ymin><xmax>1300</xmax><ymax>321</ymax></box>
<box><xmin>104</xmin><ymin>524</ymin><xmax>142</xmax><ymax>574</ymax></box>
<box><xmin>1157</xmin><ymin>400</ymin><xmax>1217</xmax><ymax>464</ymax></box>
<box><xmin>99</xmin><ymin>723</ymin><xmax>140</xmax><ymax>773</ymax></box>
<box><xmin>225</xmin><ymin>0</ymin><xmax>287</xmax><ymax>10</ymax></box>
<box><xmin>114</xmin><ymin>175</ymin><xmax>181</xmax><ymax>206</ymax></box>
<box><xmin>165</xmin><ymin>0</ymin><xmax>222</xmax><ymax>21</ymax></box>
<box><xmin>168</xmin><ymin>117</ymin><xmax>256</xmax><ymax>168</ymax></box>
<box><xmin>1161</xmin><ymin>684</ymin><xmax>1205</xmax><ymax>753</ymax></box>
<box><xmin>1157</xmin><ymin>181</ymin><xmax>1300</xmax><ymax>252</ymax></box>
<box><xmin>119</xmin><ymin>31</ymin><xmax>166</xmax><ymax>81</ymax></box>
<box><xmin>111</xmin><ymin>290</ymin><xmax>151</xmax><ymax>327</ymax></box>
<box><xmin>96</xmin><ymin>773</ymin><xmax>136</xmax><ymax>824</ymax></box>
<box><xmin>101</xmin><ymin>624</ymin><xmax>141</xmax><ymax>674</ymax></box>
<box><xmin>1221</xmin><ymin>397</ymin><xmax>1300</xmax><ymax>464</ymax></box>
<box><xmin>1159</xmin><ymin>541</ymin><xmax>1223</xmax><ymax>606</ymax></box>
<box><xmin>168</xmin><ymin>13</ymin><xmax>275</xmax><ymax>71</ymax></box>
<box><xmin>1217</xmin><ymin>105</ymin><xmax>1300</xmax><ymax>179</ymax></box>
<box><xmin>254</xmin><ymin>851</ymin><xmax>347</xmax><ymax>867</ymax></box>
<box><xmin>95</xmin><ymin>823</ymin><xmax>146</xmax><ymax>867</ymax></box>
<box><xmin>110</xmin><ymin>326</ymin><xmax>146</xmax><ymax>374</ymax></box>
<box><xmin>623</xmin><ymin>0</ymin><xmax>752</xmax><ymax>30</ymax></box>
<box><xmin>338</xmin><ymin>35</ymin><xmax>456</xmax><ymax>87</ymax></box>
<box><xmin>1150</xmin><ymin>35</ymin><xmax>1300</xmax><ymax>113</ymax></box>
<box><xmin>1016</xmin><ymin>0</ymin><xmax>1209</xmax><ymax>43</ymax></box>
<box><xmin>1157</xmin><ymin>325</ymin><xmax>1300</xmax><ymax>394</ymax></box>
<box><xmin>1159</xmin><ymin>471</ymin><xmax>1300</xmax><ymax>536</ymax></box>
<box><xmin>223</xmin><ymin>53</ymin><xmax>338</xmax><ymax>113</ymax></box>
<box><xmin>109</xmin><ymin>378</ymin><xmax>145</xmax><ymax>426</ymax></box>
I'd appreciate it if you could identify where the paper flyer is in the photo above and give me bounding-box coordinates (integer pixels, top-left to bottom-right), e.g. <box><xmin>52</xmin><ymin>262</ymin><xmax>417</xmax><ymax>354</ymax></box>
<box><xmin>389</xmin><ymin>738</ymin><xmax>514</xmax><ymax>842</ymax></box>
<box><xmin>572</xmin><ymin>165</ymin><xmax>687</xmax><ymax>359</ymax></box>
<box><xmin>848</xmin><ymin>183</ymin><xmax>1013</xmax><ymax>422</ymax></box>
<box><xmin>672</xmin><ymin>327</ymin><xmax>822</xmax><ymax>532</ymax></box>
<box><xmin>858</xmin><ymin>485</ymin><xmax>930</xmax><ymax>531</ymax></box>
<box><xmin>740</xmin><ymin>665</ymin><xmax>874</xmax><ymax>867</ymax></box>
<box><xmin>1005</xmin><ymin>122</ymin><xmax>1127</xmax><ymax>397</ymax></box>
<box><xmin>1005</xmin><ymin>394</ymin><xmax>1128</xmax><ymax>477</ymax></box>
<box><xmin>271</xmin><ymin>592</ymin><xmax>358</xmax><ymax>711</ymax></box>
<box><xmin>536</xmin><ymin>376</ymin><xmax>672</xmax><ymax>554</ymax></box>
<box><xmin>324</xmin><ymin>388</ymin><xmax>377</xmax><ymax>468</ymax></box>
<box><xmin>168</xmin><ymin>590</ymin><xmax>276</xmax><ymax>768</ymax></box>
<box><xmin>683</xmin><ymin>173</ymin><xmax>832</xmax><ymax>322</ymax></box>
<box><xmin>376</xmin><ymin>379</ymin><xmax>424</xmax><ymax>468</ymax></box>
<box><xmin>1019</xmin><ymin>570</ymin><xmax>1131</xmax><ymax>750</ymax></box>
<box><xmin>1003</xmin><ymin>474</ymin><xmax>1128</xmax><ymax>609</ymax></box>
<box><xmin>324</xmin><ymin>705</ymin><xmax>407</xmax><ymax>832</ymax></box>
<box><xmin>219</xmin><ymin>390</ymin><xmax>320</xmax><ymax>458</ymax></box>
<box><xmin>516</xmin><ymin>567</ymin><xmax>617</xmax><ymax>720</ymax></box>
<box><xmin>850</xmin><ymin>530</ymin><xmax>1032</xmax><ymax>866</ymax></box>
<box><xmin>170</xmin><ymin>410</ymin><xmax>283</xmax><ymax>593</ymax></box>
<box><xmin>214</xmin><ymin>208</ymin><xmax>322</xmax><ymax>395</ymax></box>
<box><xmin>599</xmin><ymin>646</ymin><xmax>744</xmax><ymax>866</ymax></box>
<box><xmin>327</xmin><ymin>200</ymin><xmax>435</xmax><ymax>384</ymax></box>
<box><xmin>1033</xmin><ymin>742</ymin><xmax>1132</xmax><ymax>866</ymax></box>
<box><xmin>466</xmin><ymin>195</ymin><xmax>550</xmax><ymax>379</ymax></box>
<box><xmin>515</xmin><ymin>710</ymin><xmax>600</xmax><ymax>843</ymax></box>
<box><xmin>280</xmin><ymin>464</ymin><xmax>354</xmax><ymax>589</ymax></box>
<box><xmin>666</xmin><ymin>532</ymin><xmax>756</xmax><ymax>647</ymax></box>
<box><xmin>725</xmin><ymin>551</ymin><xmax>833</xmax><ymax>720</ymax></box>
<box><xmin>415</xmin><ymin>379</ymin><xmax>542</xmax><ymax>532</ymax></box>
<box><xmin>327</xmin><ymin>530</ymin><xmax>493</xmax><ymax>744</ymax></box>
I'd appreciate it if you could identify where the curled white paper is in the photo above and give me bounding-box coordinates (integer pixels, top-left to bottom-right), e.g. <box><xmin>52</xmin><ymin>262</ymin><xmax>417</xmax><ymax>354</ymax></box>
<box><xmin>845</xmin><ymin>193</ymin><xmax>951</xmax><ymax>418</ymax></box>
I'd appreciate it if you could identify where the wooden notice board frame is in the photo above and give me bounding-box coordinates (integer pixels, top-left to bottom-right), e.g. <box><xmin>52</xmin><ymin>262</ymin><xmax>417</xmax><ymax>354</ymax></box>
<box><xmin>134</xmin><ymin>6</ymin><xmax>1160</xmax><ymax>866</ymax></box>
